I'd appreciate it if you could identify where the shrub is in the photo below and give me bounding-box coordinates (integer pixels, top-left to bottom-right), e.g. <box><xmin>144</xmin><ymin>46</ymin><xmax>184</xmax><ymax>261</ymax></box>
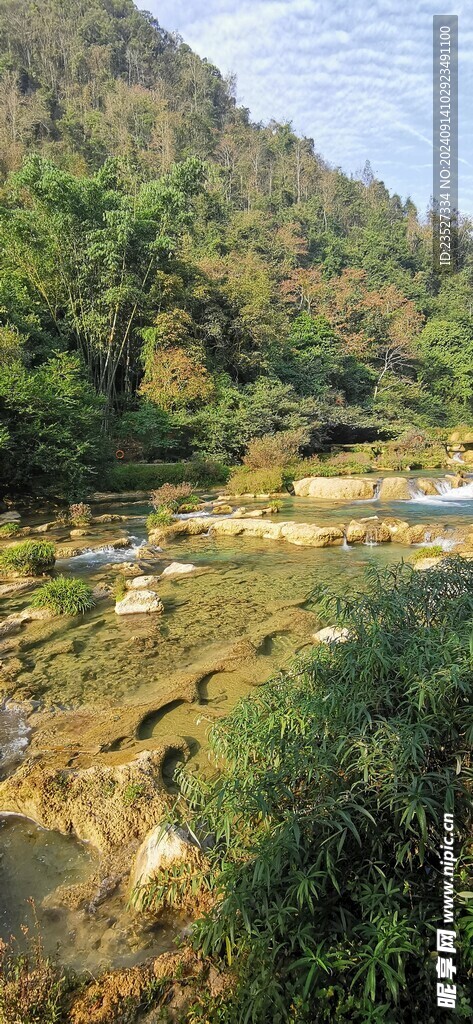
<box><xmin>31</xmin><ymin>576</ymin><xmax>95</xmax><ymax>615</ymax></box>
<box><xmin>242</xmin><ymin>429</ymin><xmax>307</xmax><ymax>470</ymax></box>
<box><xmin>150</xmin><ymin>482</ymin><xmax>196</xmax><ymax>511</ymax></box>
<box><xmin>0</xmin><ymin>932</ymin><xmax>69</xmax><ymax>1024</ymax></box>
<box><xmin>226</xmin><ymin>466</ymin><xmax>286</xmax><ymax>496</ymax></box>
<box><xmin>103</xmin><ymin>460</ymin><xmax>229</xmax><ymax>492</ymax></box>
<box><xmin>136</xmin><ymin>560</ymin><xmax>473</xmax><ymax>1023</ymax></box>
<box><xmin>0</xmin><ymin>540</ymin><xmax>55</xmax><ymax>576</ymax></box>
<box><xmin>0</xmin><ymin>522</ymin><xmax>21</xmax><ymax>537</ymax></box>
<box><xmin>113</xmin><ymin>576</ymin><xmax>127</xmax><ymax>601</ymax></box>
<box><xmin>411</xmin><ymin>544</ymin><xmax>445</xmax><ymax>561</ymax></box>
<box><xmin>147</xmin><ymin>509</ymin><xmax>174</xmax><ymax>530</ymax></box>
<box><xmin>268</xmin><ymin>500</ymin><xmax>283</xmax><ymax>513</ymax></box>
<box><xmin>68</xmin><ymin>502</ymin><xmax>92</xmax><ymax>526</ymax></box>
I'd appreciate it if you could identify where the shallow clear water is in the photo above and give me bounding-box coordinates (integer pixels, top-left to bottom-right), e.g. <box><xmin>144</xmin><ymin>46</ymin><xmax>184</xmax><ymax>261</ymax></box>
<box><xmin>1</xmin><ymin>479</ymin><xmax>472</xmax><ymax>970</ymax></box>
<box><xmin>0</xmin><ymin>815</ymin><xmax>183</xmax><ymax>970</ymax></box>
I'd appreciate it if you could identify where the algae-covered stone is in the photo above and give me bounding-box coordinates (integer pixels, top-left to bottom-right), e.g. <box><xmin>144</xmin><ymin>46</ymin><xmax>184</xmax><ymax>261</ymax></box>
<box><xmin>115</xmin><ymin>590</ymin><xmax>163</xmax><ymax>614</ymax></box>
<box><xmin>160</xmin><ymin>562</ymin><xmax>197</xmax><ymax>578</ymax></box>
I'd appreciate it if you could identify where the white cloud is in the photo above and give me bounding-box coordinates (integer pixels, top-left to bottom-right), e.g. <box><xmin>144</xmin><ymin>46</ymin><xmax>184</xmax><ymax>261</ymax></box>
<box><xmin>137</xmin><ymin>0</ymin><xmax>473</xmax><ymax>213</ymax></box>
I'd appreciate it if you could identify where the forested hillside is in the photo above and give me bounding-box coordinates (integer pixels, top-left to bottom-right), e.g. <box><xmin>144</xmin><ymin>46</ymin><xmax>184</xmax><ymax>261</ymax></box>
<box><xmin>0</xmin><ymin>0</ymin><xmax>472</xmax><ymax>495</ymax></box>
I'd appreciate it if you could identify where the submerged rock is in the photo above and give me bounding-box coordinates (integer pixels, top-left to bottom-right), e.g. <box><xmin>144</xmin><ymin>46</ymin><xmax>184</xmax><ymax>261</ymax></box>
<box><xmin>115</xmin><ymin>590</ymin><xmax>164</xmax><ymax>615</ymax></box>
<box><xmin>160</xmin><ymin>562</ymin><xmax>197</xmax><ymax>578</ymax></box>
<box><xmin>125</xmin><ymin>574</ymin><xmax>161</xmax><ymax>589</ymax></box>
<box><xmin>293</xmin><ymin>476</ymin><xmax>376</xmax><ymax>500</ymax></box>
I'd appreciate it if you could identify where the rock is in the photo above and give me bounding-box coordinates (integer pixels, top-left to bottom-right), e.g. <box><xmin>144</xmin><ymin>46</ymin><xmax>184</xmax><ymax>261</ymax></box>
<box><xmin>91</xmin><ymin>584</ymin><xmax>112</xmax><ymax>601</ymax></box>
<box><xmin>159</xmin><ymin>562</ymin><xmax>197</xmax><ymax>578</ymax></box>
<box><xmin>412</xmin><ymin>556</ymin><xmax>445</xmax><ymax>571</ymax></box>
<box><xmin>89</xmin><ymin>490</ymin><xmax>150</xmax><ymax>502</ymax></box>
<box><xmin>377</xmin><ymin>477</ymin><xmax>412</xmax><ymax>501</ymax></box>
<box><xmin>92</xmin><ymin>514</ymin><xmax>131</xmax><ymax>523</ymax></box>
<box><xmin>212</xmin><ymin>504</ymin><xmax>233</xmax><ymax>515</ymax></box>
<box><xmin>0</xmin><ymin>511</ymin><xmax>21</xmax><ymax>524</ymax></box>
<box><xmin>125</xmin><ymin>575</ymin><xmax>161</xmax><ymax>589</ymax></box>
<box><xmin>113</xmin><ymin>562</ymin><xmax>144</xmax><ymax>577</ymax></box>
<box><xmin>130</xmin><ymin>824</ymin><xmax>201</xmax><ymax>892</ymax></box>
<box><xmin>415</xmin><ymin>478</ymin><xmax>440</xmax><ymax>496</ymax></box>
<box><xmin>241</xmin><ymin>509</ymin><xmax>265</xmax><ymax>517</ymax></box>
<box><xmin>115</xmin><ymin>590</ymin><xmax>163</xmax><ymax>615</ymax></box>
<box><xmin>346</xmin><ymin>520</ymin><xmax>367</xmax><ymax>543</ymax></box>
<box><xmin>293</xmin><ymin>476</ymin><xmax>376</xmax><ymax>500</ymax></box>
<box><xmin>30</xmin><ymin>522</ymin><xmax>57</xmax><ymax>533</ymax></box>
<box><xmin>70</xmin><ymin>528</ymin><xmax>92</xmax><ymax>538</ymax></box>
<box><xmin>0</xmin><ymin>579</ymin><xmax>38</xmax><ymax>598</ymax></box>
<box><xmin>313</xmin><ymin>626</ymin><xmax>350</xmax><ymax>644</ymax></box>
<box><xmin>56</xmin><ymin>536</ymin><xmax>130</xmax><ymax>559</ymax></box>
<box><xmin>231</xmin><ymin>507</ymin><xmax>246</xmax><ymax>518</ymax></box>
<box><xmin>280</xmin><ymin>523</ymin><xmax>344</xmax><ymax>547</ymax></box>
<box><xmin>445</xmin><ymin>475</ymin><xmax>467</xmax><ymax>489</ymax></box>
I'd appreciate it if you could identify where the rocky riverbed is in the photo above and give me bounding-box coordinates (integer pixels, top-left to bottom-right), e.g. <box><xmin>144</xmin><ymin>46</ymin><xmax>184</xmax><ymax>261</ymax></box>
<box><xmin>0</xmin><ymin>473</ymin><xmax>472</xmax><ymax>971</ymax></box>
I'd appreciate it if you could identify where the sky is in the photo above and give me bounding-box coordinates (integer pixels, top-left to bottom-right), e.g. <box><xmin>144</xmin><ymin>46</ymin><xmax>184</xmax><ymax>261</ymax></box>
<box><xmin>136</xmin><ymin>1</ymin><xmax>473</xmax><ymax>217</ymax></box>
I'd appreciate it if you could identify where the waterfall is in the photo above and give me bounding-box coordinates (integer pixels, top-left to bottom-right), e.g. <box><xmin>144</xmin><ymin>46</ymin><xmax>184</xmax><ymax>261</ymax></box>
<box><xmin>409</xmin><ymin>477</ymin><xmax>473</xmax><ymax>504</ymax></box>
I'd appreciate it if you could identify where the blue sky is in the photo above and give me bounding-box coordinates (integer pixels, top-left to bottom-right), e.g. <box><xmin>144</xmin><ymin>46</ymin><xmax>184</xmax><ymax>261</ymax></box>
<box><xmin>137</xmin><ymin>1</ymin><xmax>473</xmax><ymax>216</ymax></box>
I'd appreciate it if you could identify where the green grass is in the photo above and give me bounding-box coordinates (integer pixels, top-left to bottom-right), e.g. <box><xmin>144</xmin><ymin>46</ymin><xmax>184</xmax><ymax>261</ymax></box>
<box><xmin>31</xmin><ymin>575</ymin><xmax>95</xmax><ymax>615</ymax></box>
<box><xmin>0</xmin><ymin>522</ymin><xmax>21</xmax><ymax>537</ymax></box>
<box><xmin>102</xmin><ymin>459</ymin><xmax>230</xmax><ymax>492</ymax></box>
<box><xmin>147</xmin><ymin>509</ymin><xmax>174</xmax><ymax>530</ymax></box>
<box><xmin>0</xmin><ymin>540</ymin><xmax>55</xmax><ymax>576</ymax></box>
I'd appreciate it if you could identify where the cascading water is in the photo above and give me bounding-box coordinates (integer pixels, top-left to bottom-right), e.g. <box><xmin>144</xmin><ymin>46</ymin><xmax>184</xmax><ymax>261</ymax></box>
<box><xmin>409</xmin><ymin>478</ymin><xmax>473</xmax><ymax>504</ymax></box>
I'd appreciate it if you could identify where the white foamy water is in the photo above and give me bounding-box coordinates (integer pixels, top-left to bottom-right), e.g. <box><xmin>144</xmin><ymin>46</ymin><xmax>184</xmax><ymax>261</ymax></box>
<box><xmin>0</xmin><ymin>705</ymin><xmax>30</xmax><ymax>777</ymax></box>
<box><xmin>58</xmin><ymin>537</ymin><xmax>149</xmax><ymax>566</ymax></box>
<box><xmin>409</xmin><ymin>480</ymin><xmax>473</xmax><ymax>505</ymax></box>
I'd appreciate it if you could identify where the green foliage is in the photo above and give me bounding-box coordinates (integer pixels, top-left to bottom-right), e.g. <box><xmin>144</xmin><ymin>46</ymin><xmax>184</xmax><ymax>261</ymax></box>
<box><xmin>113</xmin><ymin>576</ymin><xmax>127</xmax><ymax>601</ymax></box>
<box><xmin>0</xmin><ymin>521</ymin><xmax>21</xmax><ymax>537</ymax></box>
<box><xmin>146</xmin><ymin>509</ymin><xmax>174</xmax><ymax>530</ymax></box>
<box><xmin>0</xmin><ymin>354</ymin><xmax>106</xmax><ymax>498</ymax></box>
<box><xmin>411</xmin><ymin>545</ymin><xmax>445</xmax><ymax>562</ymax></box>
<box><xmin>0</xmin><ymin>540</ymin><xmax>55</xmax><ymax>576</ymax></box>
<box><xmin>122</xmin><ymin>782</ymin><xmax>146</xmax><ymax>806</ymax></box>
<box><xmin>103</xmin><ymin>460</ymin><xmax>229</xmax><ymax>491</ymax></box>
<box><xmin>242</xmin><ymin>429</ymin><xmax>307</xmax><ymax>470</ymax></box>
<box><xmin>150</xmin><ymin>482</ymin><xmax>197</xmax><ymax>511</ymax></box>
<box><xmin>31</xmin><ymin>575</ymin><xmax>95</xmax><ymax>615</ymax></box>
<box><xmin>226</xmin><ymin>466</ymin><xmax>287</xmax><ymax>495</ymax></box>
<box><xmin>139</xmin><ymin>560</ymin><xmax>473</xmax><ymax>1023</ymax></box>
<box><xmin>68</xmin><ymin>502</ymin><xmax>92</xmax><ymax>526</ymax></box>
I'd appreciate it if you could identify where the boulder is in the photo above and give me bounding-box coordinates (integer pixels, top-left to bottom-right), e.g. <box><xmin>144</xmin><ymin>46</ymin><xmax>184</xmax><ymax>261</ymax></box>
<box><xmin>160</xmin><ymin>562</ymin><xmax>197</xmax><ymax>578</ymax></box>
<box><xmin>126</xmin><ymin>574</ymin><xmax>161</xmax><ymax>589</ymax></box>
<box><xmin>377</xmin><ymin>477</ymin><xmax>412</xmax><ymax>501</ymax></box>
<box><xmin>212</xmin><ymin>504</ymin><xmax>233</xmax><ymax>515</ymax></box>
<box><xmin>69</xmin><ymin>528</ymin><xmax>92</xmax><ymax>538</ymax></box>
<box><xmin>115</xmin><ymin>590</ymin><xmax>164</xmax><ymax>615</ymax></box>
<box><xmin>313</xmin><ymin>626</ymin><xmax>350</xmax><ymax>644</ymax></box>
<box><xmin>445</xmin><ymin>475</ymin><xmax>467</xmax><ymax>489</ymax></box>
<box><xmin>0</xmin><ymin>511</ymin><xmax>21</xmax><ymax>524</ymax></box>
<box><xmin>130</xmin><ymin>824</ymin><xmax>202</xmax><ymax>893</ymax></box>
<box><xmin>280</xmin><ymin>523</ymin><xmax>344</xmax><ymax>547</ymax></box>
<box><xmin>412</xmin><ymin>556</ymin><xmax>445</xmax><ymax>571</ymax></box>
<box><xmin>293</xmin><ymin>476</ymin><xmax>376</xmax><ymax>500</ymax></box>
<box><xmin>346</xmin><ymin>520</ymin><xmax>367</xmax><ymax>543</ymax></box>
<box><xmin>416</xmin><ymin>478</ymin><xmax>442</xmax><ymax>496</ymax></box>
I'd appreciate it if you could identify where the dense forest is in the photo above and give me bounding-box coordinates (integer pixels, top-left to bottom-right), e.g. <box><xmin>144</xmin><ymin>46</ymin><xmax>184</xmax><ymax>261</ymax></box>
<box><xmin>0</xmin><ymin>0</ymin><xmax>472</xmax><ymax>496</ymax></box>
